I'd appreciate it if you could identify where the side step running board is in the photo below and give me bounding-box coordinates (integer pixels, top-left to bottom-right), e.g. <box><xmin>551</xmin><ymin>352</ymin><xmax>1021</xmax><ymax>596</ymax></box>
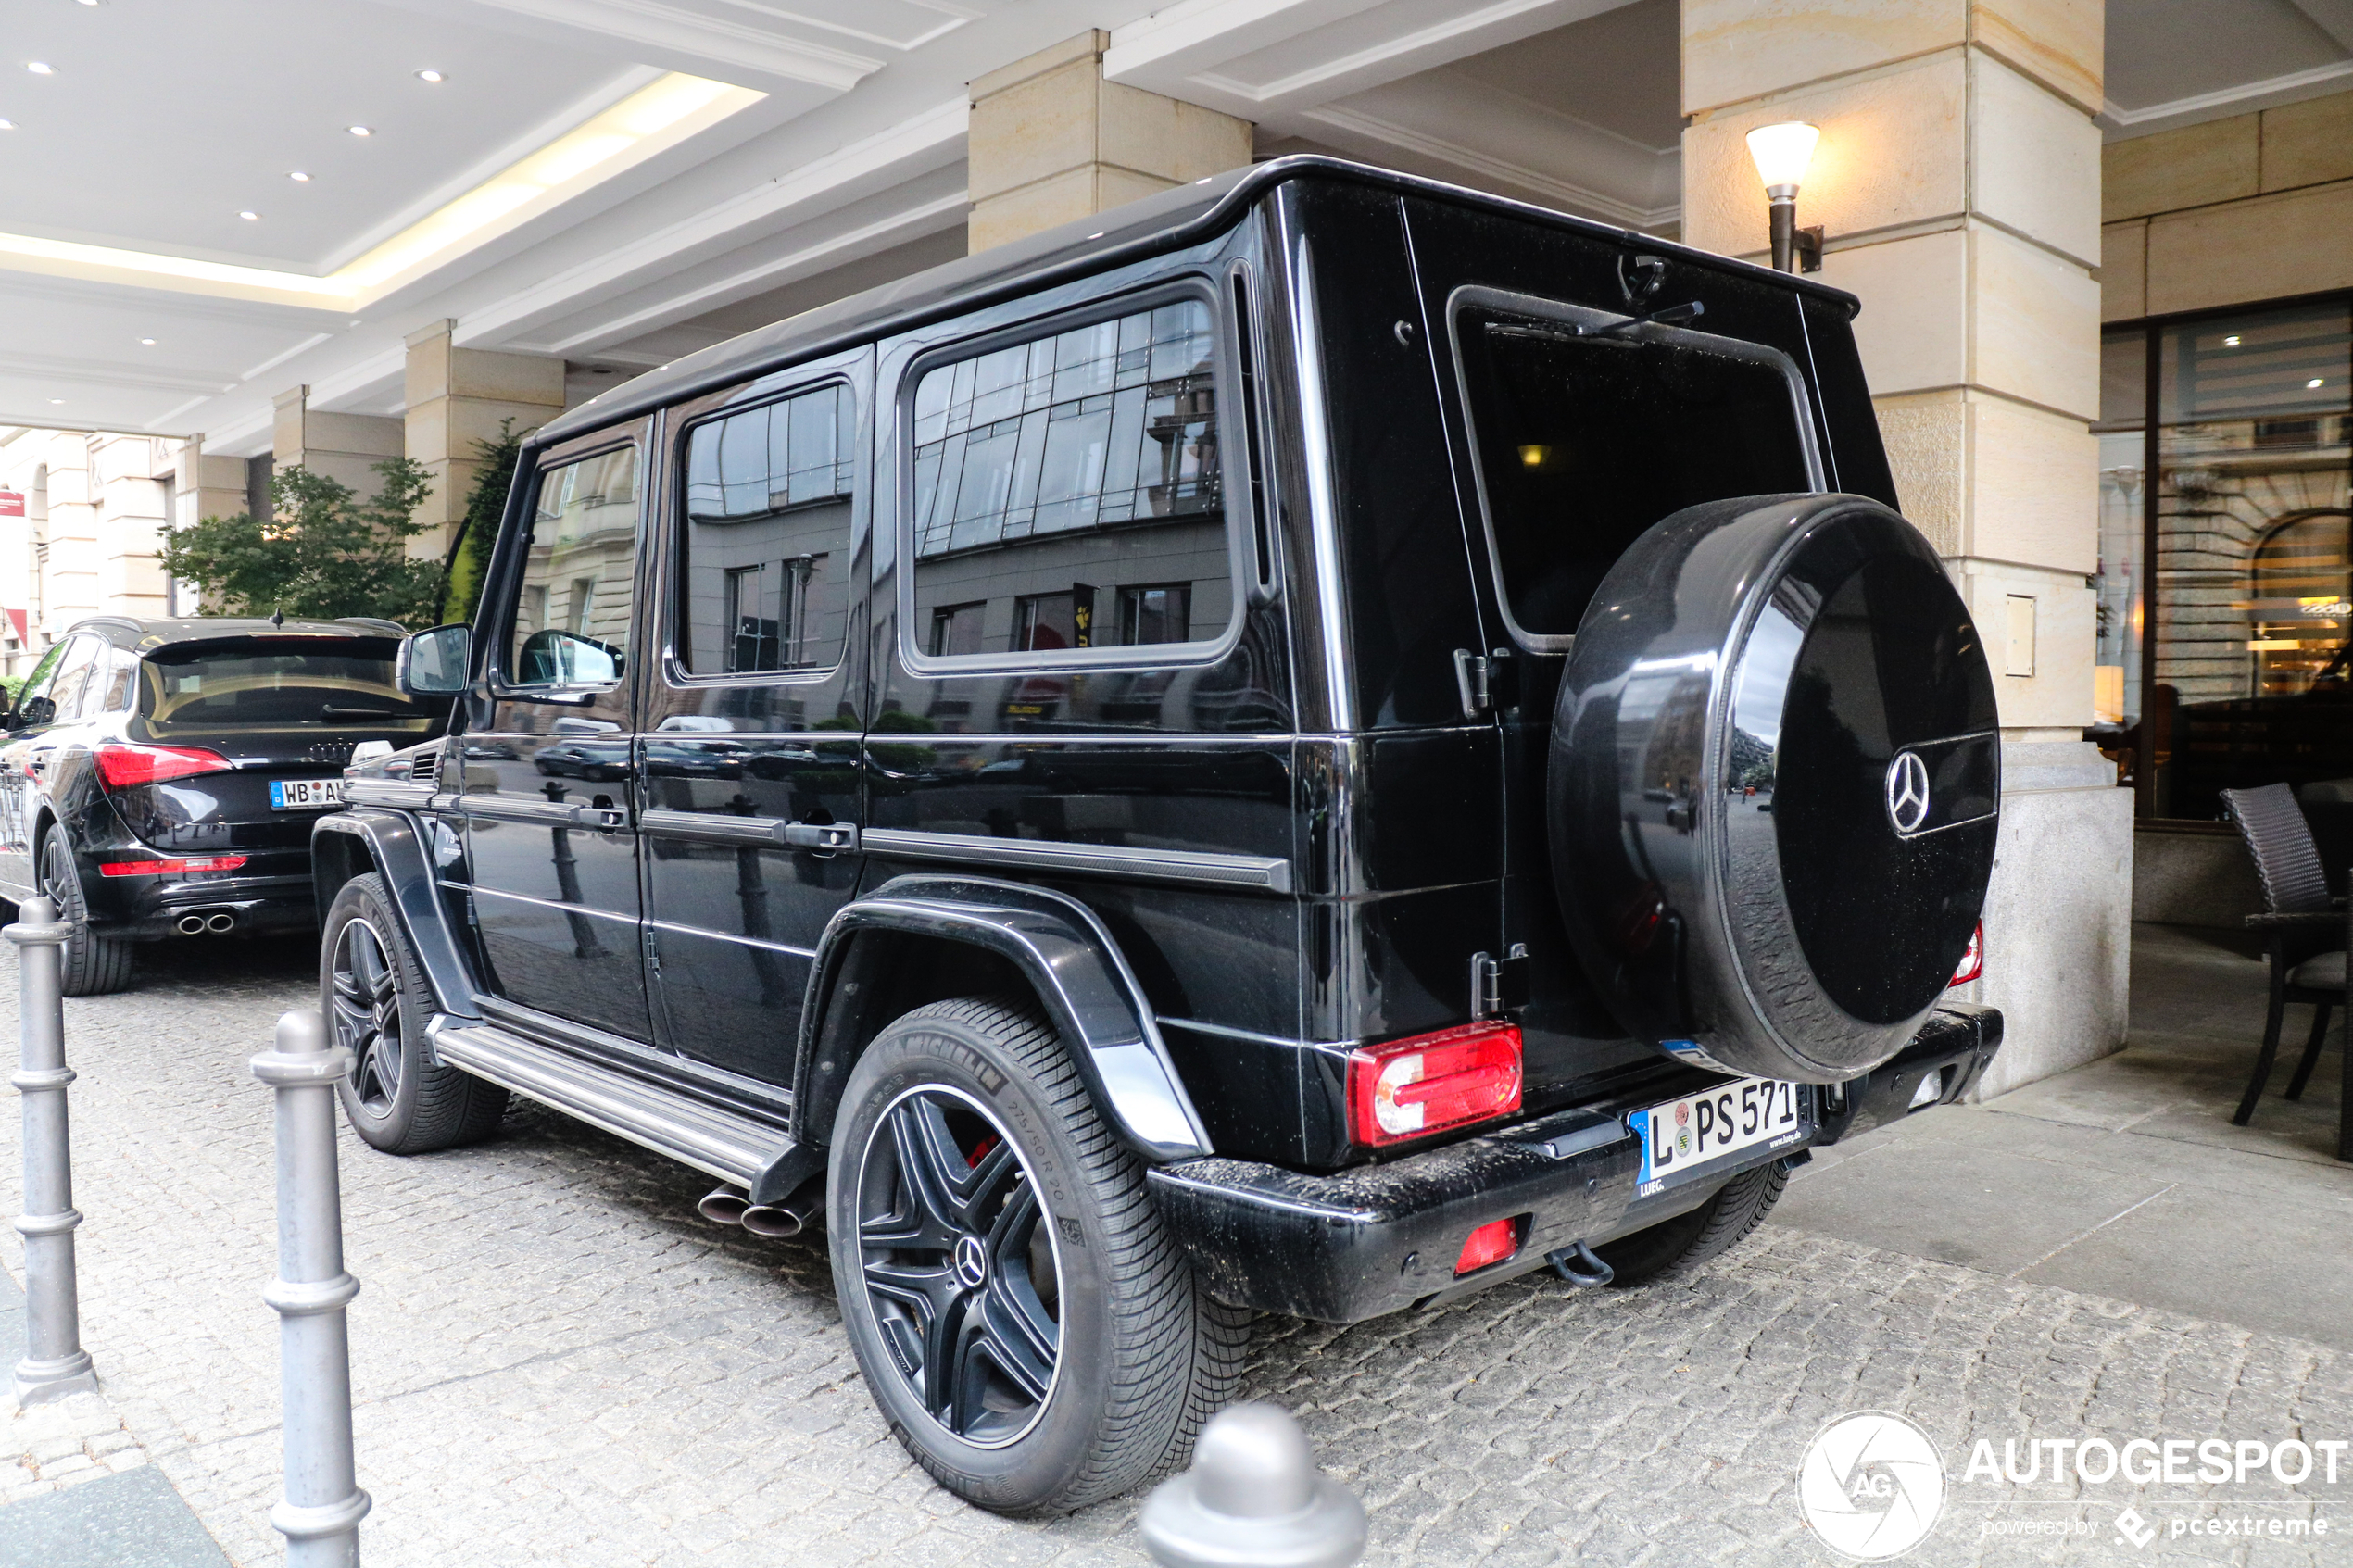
<box><xmin>428</xmin><ymin>1016</ymin><xmax>795</xmax><ymax>1188</ymax></box>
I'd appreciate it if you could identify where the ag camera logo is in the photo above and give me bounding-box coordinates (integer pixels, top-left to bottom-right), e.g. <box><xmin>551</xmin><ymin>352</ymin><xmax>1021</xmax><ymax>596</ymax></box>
<box><xmin>1800</xmin><ymin>1411</ymin><xmax>1946</xmax><ymax>1560</ymax></box>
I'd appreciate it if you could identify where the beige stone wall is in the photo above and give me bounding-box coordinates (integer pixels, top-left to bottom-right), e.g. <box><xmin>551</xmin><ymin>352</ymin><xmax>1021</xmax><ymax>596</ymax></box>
<box><xmin>271</xmin><ymin>386</ymin><xmax>404</xmax><ymax>508</ymax></box>
<box><xmin>967</xmin><ymin>32</ymin><xmax>1253</xmax><ymax>253</ymax></box>
<box><xmin>2100</xmin><ymin>88</ymin><xmax>2353</xmax><ymax>321</ymax></box>
<box><xmin>403</xmin><ymin>320</ymin><xmax>566</xmax><ymax>558</ymax></box>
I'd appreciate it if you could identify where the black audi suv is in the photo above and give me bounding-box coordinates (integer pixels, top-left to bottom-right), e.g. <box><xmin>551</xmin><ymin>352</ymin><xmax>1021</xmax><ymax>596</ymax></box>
<box><xmin>0</xmin><ymin>617</ymin><xmax>445</xmax><ymax>993</ymax></box>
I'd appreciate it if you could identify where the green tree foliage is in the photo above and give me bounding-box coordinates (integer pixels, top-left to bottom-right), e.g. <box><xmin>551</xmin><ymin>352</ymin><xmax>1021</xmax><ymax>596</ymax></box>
<box><xmin>157</xmin><ymin>458</ymin><xmax>445</xmax><ymax>627</ymax></box>
<box><xmin>439</xmin><ymin>420</ymin><xmax>526</xmax><ymax>626</ymax></box>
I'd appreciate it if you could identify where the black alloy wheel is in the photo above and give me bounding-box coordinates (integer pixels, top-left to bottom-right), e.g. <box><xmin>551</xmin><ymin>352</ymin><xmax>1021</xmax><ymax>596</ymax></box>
<box><xmin>38</xmin><ymin>826</ymin><xmax>132</xmax><ymax>996</ymax></box>
<box><xmin>318</xmin><ymin>872</ymin><xmax>508</xmax><ymax>1154</ymax></box>
<box><xmin>855</xmin><ymin>1084</ymin><xmax>1063</xmax><ymax>1448</ymax></box>
<box><xmin>330</xmin><ymin>916</ymin><xmax>404</xmax><ymax>1115</ymax></box>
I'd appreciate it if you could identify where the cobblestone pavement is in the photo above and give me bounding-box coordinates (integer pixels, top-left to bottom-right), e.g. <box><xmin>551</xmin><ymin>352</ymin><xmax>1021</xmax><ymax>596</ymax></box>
<box><xmin>2</xmin><ymin>937</ymin><xmax>2347</xmax><ymax>1567</ymax></box>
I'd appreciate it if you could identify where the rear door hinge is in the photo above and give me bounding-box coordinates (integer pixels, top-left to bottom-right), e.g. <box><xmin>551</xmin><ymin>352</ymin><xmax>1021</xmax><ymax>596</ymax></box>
<box><xmin>1453</xmin><ymin>647</ymin><xmax>1516</xmax><ymax>720</ymax></box>
<box><xmin>641</xmin><ymin>925</ymin><xmax>661</xmax><ymax>973</ymax></box>
<box><xmin>1472</xmin><ymin>943</ymin><xmax>1530</xmax><ymax>1017</ymax></box>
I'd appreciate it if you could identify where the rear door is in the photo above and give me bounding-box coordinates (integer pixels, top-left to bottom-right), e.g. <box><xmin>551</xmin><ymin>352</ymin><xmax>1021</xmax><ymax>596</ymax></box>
<box><xmin>1403</xmin><ymin>201</ymin><xmax>1830</xmax><ymax>1092</ymax></box>
<box><xmin>639</xmin><ymin>348</ymin><xmax>870</xmax><ymax>1086</ymax></box>
<box><xmin>0</xmin><ymin>637</ymin><xmax>77</xmax><ymax>893</ymax></box>
<box><xmin>459</xmin><ymin>424</ymin><xmax>654</xmax><ymax>1041</ymax></box>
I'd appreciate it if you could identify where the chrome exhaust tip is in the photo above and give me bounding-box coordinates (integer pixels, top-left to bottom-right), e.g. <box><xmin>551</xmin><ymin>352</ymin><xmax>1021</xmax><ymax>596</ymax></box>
<box><xmin>175</xmin><ymin>914</ymin><xmax>207</xmax><ymax>935</ymax></box>
<box><xmin>739</xmin><ymin>1179</ymin><xmax>824</xmax><ymax>1239</ymax></box>
<box><xmin>205</xmin><ymin>912</ymin><xmax>235</xmax><ymax>935</ymax></box>
<box><xmin>697</xmin><ymin>1187</ymin><xmax>749</xmax><ymax>1225</ymax></box>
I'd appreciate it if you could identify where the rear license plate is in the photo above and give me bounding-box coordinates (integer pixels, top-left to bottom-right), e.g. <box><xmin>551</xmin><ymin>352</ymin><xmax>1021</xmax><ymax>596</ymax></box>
<box><xmin>269</xmin><ymin>778</ymin><xmax>345</xmax><ymax>810</ymax></box>
<box><xmin>1629</xmin><ymin>1075</ymin><xmax>1811</xmax><ymax>1197</ymax></box>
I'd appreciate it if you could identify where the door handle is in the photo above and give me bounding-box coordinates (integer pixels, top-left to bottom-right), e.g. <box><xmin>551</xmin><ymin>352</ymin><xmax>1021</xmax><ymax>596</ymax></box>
<box><xmin>566</xmin><ymin>805</ymin><xmax>630</xmax><ymax>832</ymax></box>
<box><xmin>781</xmin><ymin>821</ymin><xmax>857</xmax><ymax>852</ymax></box>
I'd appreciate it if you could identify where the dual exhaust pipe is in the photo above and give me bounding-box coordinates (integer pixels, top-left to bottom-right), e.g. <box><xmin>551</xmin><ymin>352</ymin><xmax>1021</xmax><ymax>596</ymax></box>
<box><xmin>174</xmin><ymin>909</ymin><xmax>238</xmax><ymax>935</ymax></box>
<box><xmin>698</xmin><ymin>1180</ymin><xmax>824</xmax><ymax>1239</ymax></box>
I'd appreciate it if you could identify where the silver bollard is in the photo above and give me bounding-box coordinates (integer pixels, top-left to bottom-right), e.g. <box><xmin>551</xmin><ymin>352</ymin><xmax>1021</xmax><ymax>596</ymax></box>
<box><xmin>1139</xmin><ymin>1403</ymin><xmax>1367</xmax><ymax>1568</ymax></box>
<box><xmin>7</xmin><ymin>894</ymin><xmax>98</xmax><ymax>1407</ymax></box>
<box><xmin>252</xmin><ymin>1009</ymin><xmax>371</xmax><ymax>1567</ymax></box>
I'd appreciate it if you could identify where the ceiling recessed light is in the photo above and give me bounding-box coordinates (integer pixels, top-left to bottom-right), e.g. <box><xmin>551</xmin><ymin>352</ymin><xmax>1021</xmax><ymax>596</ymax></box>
<box><xmin>289</xmin><ymin>170</ymin><xmax>311</xmax><ymax>182</ymax></box>
<box><xmin>0</xmin><ymin>119</ymin><xmax>14</xmax><ymax>130</ymax></box>
<box><xmin>48</xmin><ymin>398</ymin><xmax>64</xmax><ymax>405</ymax></box>
<box><xmin>27</xmin><ymin>61</ymin><xmax>57</xmax><ymax>75</ymax></box>
<box><xmin>2223</xmin><ymin>335</ymin><xmax>2241</xmax><ymax>345</ymax></box>
<box><xmin>346</xmin><ymin>124</ymin><xmax>372</xmax><ymax>136</ymax></box>
<box><xmin>239</xmin><ymin>209</ymin><xmax>259</xmax><ymax>220</ymax></box>
<box><xmin>416</xmin><ymin>69</ymin><xmax>445</xmax><ymax>82</ymax></box>
<box><xmin>139</xmin><ymin>337</ymin><xmax>156</xmax><ymax>345</ymax></box>
<box><xmin>2310</xmin><ymin>378</ymin><xmax>2327</xmax><ymax>389</ymax></box>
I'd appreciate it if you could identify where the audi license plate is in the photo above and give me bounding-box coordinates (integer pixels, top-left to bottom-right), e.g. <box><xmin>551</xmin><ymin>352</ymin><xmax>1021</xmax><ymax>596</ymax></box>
<box><xmin>269</xmin><ymin>778</ymin><xmax>344</xmax><ymax>810</ymax></box>
<box><xmin>1629</xmin><ymin>1075</ymin><xmax>1811</xmax><ymax>1198</ymax></box>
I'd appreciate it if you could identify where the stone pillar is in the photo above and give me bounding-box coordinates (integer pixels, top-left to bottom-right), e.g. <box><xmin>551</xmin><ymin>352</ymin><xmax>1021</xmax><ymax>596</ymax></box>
<box><xmin>967</xmin><ymin>31</ymin><xmax>1253</xmax><ymax>254</ymax></box>
<box><xmin>402</xmin><ymin>320</ymin><xmax>566</xmax><ymax>559</ymax></box>
<box><xmin>1681</xmin><ymin>1</ymin><xmax>2132</xmax><ymax>1096</ymax></box>
<box><xmin>168</xmin><ymin>436</ymin><xmax>249</xmax><ymax>615</ymax></box>
<box><xmin>37</xmin><ymin>434</ymin><xmax>99</xmax><ymax>642</ymax></box>
<box><xmin>89</xmin><ymin>434</ymin><xmax>170</xmax><ymax>620</ymax></box>
<box><xmin>271</xmin><ymin>386</ymin><xmax>405</xmax><ymax>507</ymax></box>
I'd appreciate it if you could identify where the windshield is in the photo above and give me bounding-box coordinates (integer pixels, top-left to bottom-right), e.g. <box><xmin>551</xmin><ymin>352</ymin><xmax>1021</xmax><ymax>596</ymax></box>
<box><xmin>139</xmin><ymin>640</ymin><xmax>431</xmax><ymax>730</ymax></box>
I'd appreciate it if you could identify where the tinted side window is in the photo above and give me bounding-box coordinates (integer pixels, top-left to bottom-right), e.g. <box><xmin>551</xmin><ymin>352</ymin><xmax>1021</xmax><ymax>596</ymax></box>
<box><xmin>1452</xmin><ymin>295</ymin><xmax>1818</xmax><ymax>645</ymax></box>
<box><xmin>679</xmin><ymin>383</ymin><xmax>854</xmax><ymax>674</ymax></box>
<box><xmin>97</xmin><ymin>648</ymin><xmax>137</xmax><ymax>713</ymax></box>
<box><xmin>907</xmin><ymin>297</ymin><xmax>1232</xmax><ymax>660</ymax></box>
<box><xmin>47</xmin><ymin>635</ymin><xmax>102</xmax><ymax>721</ymax></box>
<box><xmin>508</xmin><ymin>445</ymin><xmax>639</xmax><ymax>685</ymax></box>
<box><xmin>12</xmin><ymin>640</ymin><xmax>68</xmax><ymax>722</ymax></box>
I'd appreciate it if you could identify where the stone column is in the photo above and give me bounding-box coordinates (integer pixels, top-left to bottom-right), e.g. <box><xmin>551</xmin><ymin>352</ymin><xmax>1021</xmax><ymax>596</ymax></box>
<box><xmin>272</xmin><ymin>385</ymin><xmax>406</xmax><ymax>516</ymax></box>
<box><xmin>168</xmin><ymin>436</ymin><xmax>250</xmax><ymax>615</ymax></box>
<box><xmin>36</xmin><ymin>433</ymin><xmax>99</xmax><ymax>642</ymax></box>
<box><xmin>402</xmin><ymin>320</ymin><xmax>566</xmax><ymax>560</ymax></box>
<box><xmin>90</xmin><ymin>434</ymin><xmax>170</xmax><ymax>620</ymax></box>
<box><xmin>1681</xmin><ymin>1</ymin><xmax>2131</xmax><ymax>1096</ymax></box>
<box><xmin>967</xmin><ymin>31</ymin><xmax>1253</xmax><ymax>254</ymax></box>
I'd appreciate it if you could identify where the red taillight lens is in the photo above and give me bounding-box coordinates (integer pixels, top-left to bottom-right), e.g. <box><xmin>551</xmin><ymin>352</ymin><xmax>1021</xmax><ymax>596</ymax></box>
<box><xmin>1948</xmin><ymin>922</ymin><xmax>1983</xmax><ymax>987</ymax></box>
<box><xmin>94</xmin><ymin>743</ymin><xmax>233</xmax><ymax>791</ymax></box>
<box><xmin>1346</xmin><ymin>1022</ymin><xmax>1523</xmax><ymax>1148</ymax></box>
<box><xmin>100</xmin><ymin>856</ymin><xmax>248</xmax><ymax>877</ymax></box>
<box><xmin>1454</xmin><ymin>1216</ymin><xmax>1523</xmax><ymax>1276</ymax></box>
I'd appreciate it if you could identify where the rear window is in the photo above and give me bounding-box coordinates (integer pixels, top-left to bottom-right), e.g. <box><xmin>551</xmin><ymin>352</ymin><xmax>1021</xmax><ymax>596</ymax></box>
<box><xmin>1450</xmin><ymin>290</ymin><xmax>1819</xmax><ymax>648</ymax></box>
<box><xmin>139</xmin><ymin>641</ymin><xmax>429</xmax><ymax>730</ymax></box>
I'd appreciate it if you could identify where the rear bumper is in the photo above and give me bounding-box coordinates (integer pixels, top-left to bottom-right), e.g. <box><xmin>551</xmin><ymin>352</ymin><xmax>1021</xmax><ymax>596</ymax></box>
<box><xmin>94</xmin><ymin>866</ymin><xmax>318</xmax><ymax>939</ymax></box>
<box><xmin>1148</xmin><ymin>1005</ymin><xmax>2001</xmax><ymax>1323</ymax></box>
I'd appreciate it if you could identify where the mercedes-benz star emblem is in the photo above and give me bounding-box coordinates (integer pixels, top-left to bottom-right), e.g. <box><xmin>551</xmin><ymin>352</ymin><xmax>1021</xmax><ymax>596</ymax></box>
<box><xmin>1884</xmin><ymin>750</ymin><xmax>1932</xmax><ymax>837</ymax></box>
<box><xmin>952</xmin><ymin>1234</ymin><xmax>988</xmax><ymax>1291</ymax></box>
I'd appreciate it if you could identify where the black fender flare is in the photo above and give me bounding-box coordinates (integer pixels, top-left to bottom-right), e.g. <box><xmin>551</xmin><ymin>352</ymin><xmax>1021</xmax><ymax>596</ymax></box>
<box><xmin>311</xmin><ymin>809</ymin><xmax>483</xmax><ymax>1022</ymax></box>
<box><xmin>796</xmin><ymin>874</ymin><xmax>1212</xmax><ymax>1162</ymax></box>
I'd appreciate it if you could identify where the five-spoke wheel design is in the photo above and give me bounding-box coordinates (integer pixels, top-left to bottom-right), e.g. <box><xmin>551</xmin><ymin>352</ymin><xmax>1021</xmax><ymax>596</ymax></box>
<box><xmin>854</xmin><ymin>1085</ymin><xmax>1063</xmax><ymax>1449</ymax></box>
<box><xmin>329</xmin><ymin>917</ymin><xmax>403</xmax><ymax>1114</ymax></box>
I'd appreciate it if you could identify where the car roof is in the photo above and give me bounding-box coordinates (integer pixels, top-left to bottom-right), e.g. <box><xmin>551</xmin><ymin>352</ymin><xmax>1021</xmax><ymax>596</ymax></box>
<box><xmin>64</xmin><ymin>617</ymin><xmax>409</xmax><ymax>653</ymax></box>
<box><xmin>538</xmin><ymin>154</ymin><xmax>1863</xmax><ymax>449</ymax></box>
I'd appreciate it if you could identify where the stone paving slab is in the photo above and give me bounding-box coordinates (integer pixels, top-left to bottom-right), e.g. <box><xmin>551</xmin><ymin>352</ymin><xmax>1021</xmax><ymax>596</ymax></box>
<box><xmin>0</xmin><ymin>936</ymin><xmax>2347</xmax><ymax>1565</ymax></box>
<box><xmin>0</xmin><ymin>1463</ymin><xmax>231</xmax><ymax>1568</ymax></box>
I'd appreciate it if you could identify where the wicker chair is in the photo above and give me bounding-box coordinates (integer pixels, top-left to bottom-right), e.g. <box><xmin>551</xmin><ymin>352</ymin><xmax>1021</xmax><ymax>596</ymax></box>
<box><xmin>2221</xmin><ymin>784</ymin><xmax>2347</xmax><ymax>1127</ymax></box>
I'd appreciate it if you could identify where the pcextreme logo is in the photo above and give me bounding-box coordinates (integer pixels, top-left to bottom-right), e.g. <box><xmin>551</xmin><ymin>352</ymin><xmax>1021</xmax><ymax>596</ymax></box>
<box><xmin>1798</xmin><ymin>1411</ymin><xmax>1946</xmax><ymax>1560</ymax></box>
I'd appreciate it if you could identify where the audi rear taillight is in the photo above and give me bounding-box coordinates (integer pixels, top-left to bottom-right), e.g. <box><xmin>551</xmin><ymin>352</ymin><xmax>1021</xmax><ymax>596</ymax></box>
<box><xmin>100</xmin><ymin>856</ymin><xmax>247</xmax><ymax>877</ymax></box>
<box><xmin>1948</xmin><ymin>922</ymin><xmax>1983</xmax><ymax>987</ymax></box>
<box><xmin>1454</xmin><ymin>1216</ymin><xmax>1524</xmax><ymax>1276</ymax></box>
<box><xmin>1346</xmin><ymin>1022</ymin><xmax>1523</xmax><ymax>1148</ymax></box>
<box><xmin>94</xmin><ymin>742</ymin><xmax>233</xmax><ymax>791</ymax></box>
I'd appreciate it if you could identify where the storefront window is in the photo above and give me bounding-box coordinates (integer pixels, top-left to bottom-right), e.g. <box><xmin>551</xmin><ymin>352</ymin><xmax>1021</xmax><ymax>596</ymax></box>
<box><xmin>2096</xmin><ymin>299</ymin><xmax>2352</xmax><ymax>821</ymax></box>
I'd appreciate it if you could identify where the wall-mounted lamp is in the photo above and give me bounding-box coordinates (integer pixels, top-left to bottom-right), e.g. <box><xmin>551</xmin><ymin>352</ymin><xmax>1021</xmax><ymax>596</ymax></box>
<box><xmin>1745</xmin><ymin>121</ymin><xmax>1823</xmax><ymax>274</ymax></box>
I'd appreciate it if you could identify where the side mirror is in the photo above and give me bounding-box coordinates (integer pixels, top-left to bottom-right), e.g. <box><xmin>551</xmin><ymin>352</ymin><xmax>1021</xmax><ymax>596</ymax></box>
<box><xmin>17</xmin><ymin>696</ymin><xmax>55</xmax><ymax>728</ymax></box>
<box><xmin>397</xmin><ymin>624</ymin><xmax>472</xmax><ymax>697</ymax></box>
<box><xmin>516</xmin><ymin>629</ymin><xmax>622</xmax><ymax>686</ymax></box>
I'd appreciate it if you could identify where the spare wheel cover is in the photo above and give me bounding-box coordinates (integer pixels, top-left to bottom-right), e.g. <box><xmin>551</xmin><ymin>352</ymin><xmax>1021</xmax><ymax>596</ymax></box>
<box><xmin>1548</xmin><ymin>492</ymin><xmax>1999</xmax><ymax>1082</ymax></box>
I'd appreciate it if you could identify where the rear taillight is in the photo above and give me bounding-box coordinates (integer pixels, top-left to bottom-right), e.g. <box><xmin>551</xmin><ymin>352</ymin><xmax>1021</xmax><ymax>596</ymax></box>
<box><xmin>100</xmin><ymin>856</ymin><xmax>247</xmax><ymax>877</ymax></box>
<box><xmin>94</xmin><ymin>743</ymin><xmax>233</xmax><ymax>791</ymax></box>
<box><xmin>1948</xmin><ymin>922</ymin><xmax>1983</xmax><ymax>987</ymax></box>
<box><xmin>1455</xmin><ymin>1216</ymin><xmax>1524</xmax><ymax>1276</ymax></box>
<box><xmin>1346</xmin><ymin>1022</ymin><xmax>1523</xmax><ymax>1148</ymax></box>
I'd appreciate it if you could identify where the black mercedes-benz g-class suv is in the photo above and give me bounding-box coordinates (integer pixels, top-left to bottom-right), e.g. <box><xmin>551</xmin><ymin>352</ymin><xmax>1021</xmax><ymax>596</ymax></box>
<box><xmin>316</xmin><ymin>157</ymin><xmax>2003</xmax><ymax>1515</ymax></box>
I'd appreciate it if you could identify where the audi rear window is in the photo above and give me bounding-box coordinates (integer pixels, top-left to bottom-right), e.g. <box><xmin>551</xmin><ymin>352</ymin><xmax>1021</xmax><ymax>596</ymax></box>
<box><xmin>1450</xmin><ymin>292</ymin><xmax>1819</xmax><ymax>648</ymax></box>
<box><xmin>139</xmin><ymin>641</ymin><xmax>431</xmax><ymax>730</ymax></box>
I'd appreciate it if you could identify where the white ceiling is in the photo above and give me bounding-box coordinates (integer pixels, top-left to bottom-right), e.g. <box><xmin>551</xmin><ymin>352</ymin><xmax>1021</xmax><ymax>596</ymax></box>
<box><xmin>0</xmin><ymin>0</ymin><xmax>2345</xmax><ymax>449</ymax></box>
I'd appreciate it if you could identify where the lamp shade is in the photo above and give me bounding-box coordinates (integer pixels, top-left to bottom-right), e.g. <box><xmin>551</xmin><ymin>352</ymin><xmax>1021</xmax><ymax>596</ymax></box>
<box><xmin>1745</xmin><ymin>121</ymin><xmax>1820</xmax><ymax>191</ymax></box>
